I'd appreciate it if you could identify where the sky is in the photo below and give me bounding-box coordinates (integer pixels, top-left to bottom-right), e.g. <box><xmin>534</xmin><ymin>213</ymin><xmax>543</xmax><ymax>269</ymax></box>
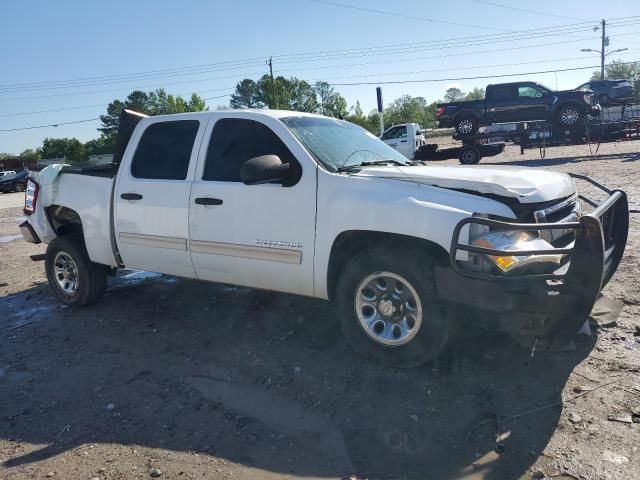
<box><xmin>1</xmin><ymin>0</ymin><xmax>639</xmax><ymax>154</ymax></box>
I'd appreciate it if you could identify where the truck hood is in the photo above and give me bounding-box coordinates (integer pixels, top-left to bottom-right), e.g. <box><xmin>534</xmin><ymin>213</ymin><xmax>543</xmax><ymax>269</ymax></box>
<box><xmin>353</xmin><ymin>165</ymin><xmax>575</xmax><ymax>203</ymax></box>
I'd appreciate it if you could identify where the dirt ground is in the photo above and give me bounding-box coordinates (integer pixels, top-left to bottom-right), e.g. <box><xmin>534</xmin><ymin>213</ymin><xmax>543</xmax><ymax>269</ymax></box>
<box><xmin>1</xmin><ymin>139</ymin><xmax>639</xmax><ymax>480</ymax></box>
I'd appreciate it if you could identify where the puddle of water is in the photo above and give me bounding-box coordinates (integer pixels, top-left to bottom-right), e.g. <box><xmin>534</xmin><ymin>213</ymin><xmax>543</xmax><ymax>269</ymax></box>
<box><xmin>111</xmin><ymin>269</ymin><xmax>177</xmax><ymax>288</ymax></box>
<box><xmin>0</xmin><ymin>235</ymin><xmax>22</xmax><ymax>243</ymax></box>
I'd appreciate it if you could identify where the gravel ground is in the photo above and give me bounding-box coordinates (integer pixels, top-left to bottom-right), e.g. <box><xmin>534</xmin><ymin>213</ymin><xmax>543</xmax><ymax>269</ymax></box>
<box><xmin>0</xmin><ymin>139</ymin><xmax>639</xmax><ymax>480</ymax></box>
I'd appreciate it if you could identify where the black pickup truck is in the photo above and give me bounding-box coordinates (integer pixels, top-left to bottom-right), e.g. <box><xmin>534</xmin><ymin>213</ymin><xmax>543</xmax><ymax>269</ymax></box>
<box><xmin>437</xmin><ymin>81</ymin><xmax>598</xmax><ymax>137</ymax></box>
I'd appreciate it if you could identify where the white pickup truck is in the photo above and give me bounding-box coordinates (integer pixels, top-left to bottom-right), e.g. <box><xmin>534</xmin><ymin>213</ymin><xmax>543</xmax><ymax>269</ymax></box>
<box><xmin>20</xmin><ymin>109</ymin><xmax>629</xmax><ymax>367</ymax></box>
<box><xmin>380</xmin><ymin>123</ymin><xmax>425</xmax><ymax>159</ymax></box>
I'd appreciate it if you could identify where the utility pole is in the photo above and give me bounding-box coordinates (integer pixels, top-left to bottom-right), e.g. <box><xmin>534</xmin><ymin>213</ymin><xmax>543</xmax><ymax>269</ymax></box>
<box><xmin>600</xmin><ymin>19</ymin><xmax>606</xmax><ymax>80</ymax></box>
<box><xmin>267</xmin><ymin>57</ymin><xmax>277</xmax><ymax>109</ymax></box>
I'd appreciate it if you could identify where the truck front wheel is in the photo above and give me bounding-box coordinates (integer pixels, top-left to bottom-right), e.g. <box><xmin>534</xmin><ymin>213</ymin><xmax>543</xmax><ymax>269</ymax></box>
<box><xmin>454</xmin><ymin>116</ymin><xmax>479</xmax><ymax>137</ymax></box>
<box><xmin>335</xmin><ymin>249</ymin><xmax>455</xmax><ymax>367</ymax></box>
<box><xmin>557</xmin><ymin>105</ymin><xmax>583</xmax><ymax>127</ymax></box>
<box><xmin>45</xmin><ymin>234</ymin><xmax>108</xmax><ymax>306</ymax></box>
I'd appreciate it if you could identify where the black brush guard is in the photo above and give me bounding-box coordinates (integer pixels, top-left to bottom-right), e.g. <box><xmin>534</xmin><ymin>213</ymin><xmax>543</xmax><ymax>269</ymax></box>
<box><xmin>435</xmin><ymin>175</ymin><xmax>629</xmax><ymax>345</ymax></box>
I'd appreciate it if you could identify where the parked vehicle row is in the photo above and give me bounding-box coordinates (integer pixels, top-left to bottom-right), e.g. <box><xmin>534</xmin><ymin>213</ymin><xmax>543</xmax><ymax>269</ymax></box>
<box><xmin>0</xmin><ymin>169</ymin><xmax>29</xmax><ymax>193</ymax></box>
<box><xmin>20</xmin><ymin>109</ymin><xmax>629</xmax><ymax>367</ymax></box>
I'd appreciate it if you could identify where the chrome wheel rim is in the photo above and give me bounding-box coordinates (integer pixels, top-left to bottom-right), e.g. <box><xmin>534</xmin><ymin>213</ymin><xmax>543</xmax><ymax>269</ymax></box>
<box><xmin>354</xmin><ymin>271</ymin><xmax>423</xmax><ymax>346</ymax></box>
<box><xmin>561</xmin><ymin>108</ymin><xmax>579</xmax><ymax>125</ymax></box>
<box><xmin>53</xmin><ymin>251</ymin><xmax>79</xmax><ymax>295</ymax></box>
<box><xmin>15</xmin><ymin>184</ymin><xmax>25</xmax><ymax>192</ymax></box>
<box><xmin>458</xmin><ymin>119</ymin><xmax>474</xmax><ymax>135</ymax></box>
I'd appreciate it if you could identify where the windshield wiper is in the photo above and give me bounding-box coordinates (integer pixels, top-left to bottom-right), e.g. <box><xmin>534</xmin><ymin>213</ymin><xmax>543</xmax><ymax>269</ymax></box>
<box><xmin>336</xmin><ymin>160</ymin><xmax>407</xmax><ymax>173</ymax></box>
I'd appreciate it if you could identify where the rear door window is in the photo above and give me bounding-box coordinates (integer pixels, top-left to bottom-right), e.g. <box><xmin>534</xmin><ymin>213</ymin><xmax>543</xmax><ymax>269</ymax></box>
<box><xmin>131</xmin><ymin>120</ymin><xmax>199</xmax><ymax>180</ymax></box>
<box><xmin>491</xmin><ymin>86</ymin><xmax>516</xmax><ymax>101</ymax></box>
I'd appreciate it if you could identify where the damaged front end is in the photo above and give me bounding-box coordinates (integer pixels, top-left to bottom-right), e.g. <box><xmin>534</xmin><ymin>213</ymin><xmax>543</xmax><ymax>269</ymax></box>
<box><xmin>435</xmin><ymin>174</ymin><xmax>629</xmax><ymax>348</ymax></box>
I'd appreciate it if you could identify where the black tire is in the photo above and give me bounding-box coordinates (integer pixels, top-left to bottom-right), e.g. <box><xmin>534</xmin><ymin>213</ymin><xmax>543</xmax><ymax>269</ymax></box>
<box><xmin>599</xmin><ymin>94</ymin><xmax>610</xmax><ymax>107</ymax></box>
<box><xmin>458</xmin><ymin>145</ymin><xmax>481</xmax><ymax>165</ymax></box>
<box><xmin>14</xmin><ymin>183</ymin><xmax>25</xmax><ymax>193</ymax></box>
<box><xmin>335</xmin><ymin>249</ymin><xmax>456</xmax><ymax>368</ymax></box>
<box><xmin>45</xmin><ymin>234</ymin><xmax>108</xmax><ymax>306</ymax></box>
<box><xmin>454</xmin><ymin>116</ymin><xmax>479</xmax><ymax>137</ymax></box>
<box><xmin>556</xmin><ymin>104</ymin><xmax>583</xmax><ymax>127</ymax></box>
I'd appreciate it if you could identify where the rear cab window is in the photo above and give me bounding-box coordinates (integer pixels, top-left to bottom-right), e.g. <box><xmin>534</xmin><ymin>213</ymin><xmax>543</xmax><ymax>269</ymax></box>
<box><xmin>131</xmin><ymin>120</ymin><xmax>200</xmax><ymax>180</ymax></box>
<box><xmin>489</xmin><ymin>85</ymin><xmax>517</xmax><ymax>101</ymax></box>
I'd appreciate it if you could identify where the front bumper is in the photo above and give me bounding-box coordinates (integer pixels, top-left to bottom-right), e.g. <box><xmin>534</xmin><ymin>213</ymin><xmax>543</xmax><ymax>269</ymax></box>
<box><xmin>435</xmin><ymin>175</ymin><xmax>629</xmax><ymax>345</ymax></box>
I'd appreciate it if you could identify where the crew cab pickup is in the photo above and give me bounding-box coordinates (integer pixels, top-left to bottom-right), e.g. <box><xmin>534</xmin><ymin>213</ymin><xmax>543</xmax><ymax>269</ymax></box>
<box><xmin>19</xmin><ymin>109</ymin><xmax>629</xmax><ymax>367</ymax></box>
<box><xmin>437</xmin><ymin>81</ymin><xmax>598</xmax><ymax>137</ymax></box>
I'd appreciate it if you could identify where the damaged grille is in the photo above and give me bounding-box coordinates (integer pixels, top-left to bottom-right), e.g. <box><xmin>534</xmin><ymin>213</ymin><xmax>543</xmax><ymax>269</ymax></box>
<box><xmin>533</xmin><ymin>194</ymin><xmax>579</xmax><ymax>245</ymax></box>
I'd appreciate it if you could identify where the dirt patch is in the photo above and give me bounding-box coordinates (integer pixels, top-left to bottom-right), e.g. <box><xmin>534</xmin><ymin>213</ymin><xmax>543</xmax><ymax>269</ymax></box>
<box><xmin>1</xmin><ymin>142</ymin><xmax>639</xmax><ymax>480</ymax></box>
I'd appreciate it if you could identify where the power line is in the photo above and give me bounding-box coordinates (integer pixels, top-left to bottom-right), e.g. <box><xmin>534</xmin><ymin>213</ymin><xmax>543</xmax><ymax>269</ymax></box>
<box><xmin>328</xmin><ymin>60</ymin><xmax>640</xmax><ymax>86</ymax></box>
<box><xmin>5</xmin><ymin>59</ymin><xmax>639</xmax><ymax>130</ymax></box>
<box><xmin>4</xmin><ymin>22</ymin><xmax>627</xmax><ymax>100</ymax></box>
<box><xmin>0</xmin><ymin>118</ymin><xmax>100</xmax><ymax>132</ymax></box>
<box><xmin>316</xmin><ymin>52</ymin><xmax>638</xmax><ymax>82</ymax></box>
<box><xmin>470</xmin><ymin>0</ymin><xmax>586</xmax><ymax>21</ymax></box>
<box><xmin>5</xmin><ymin>16</ymin><xmax>637</xmax><ymax>95</ymax></box>
<box><xmin>310</xmin><ymin>0</ymin><xmax>504</xmax><ymax>30</ymax></box>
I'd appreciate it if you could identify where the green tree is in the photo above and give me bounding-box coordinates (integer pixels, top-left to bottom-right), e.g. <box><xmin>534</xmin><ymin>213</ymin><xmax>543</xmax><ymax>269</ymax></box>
<box><xmin>0</xmin><ymin>153</ymin><xmax>14</xmax><ymax>160</ymax></box>
<box><xmin>314</xmin><ymin>81</ymin><xmax>348</xmax><ymax>118</ymax></box>
<box><xmin>84</xmin><ymin>136</ymin><xmax>113</xmax><ymax>156</ymax></box>
<box><xmin>99</xmin><ymin>89</ymin><xmax>208</xmax><ymax>145</ymax></box>
<box><xmin>230</xmin><ymin>79</ymin><xmax>263</xmax><ymax>108</ymax></box>
<box><xmin>345</xmin><ymin>102</ymin><xmax>380</xmax><ymax>133</ymax></box>
<box><xmin>444</xmin><ymin>87</ymin><xmax>465</xmax><ymax>102</ymax></box>
<box><xmin>384</xmin><ymin>95</ymin><xmax>431</xmax><ymax>129</ymax></box>
<box><xmin>465</xmin><ymin>87</ymin><xmax>485</xmax><ymax>100</ymax></box>
<box><xmin>19</xmin><ymin>149</ymin><xmax>40</xmax><ymax>161</ymax></box>
<box><xmin>40</xmin><ymin>138</ymin><xmax>86</xmax><ymax>164</ymax></box>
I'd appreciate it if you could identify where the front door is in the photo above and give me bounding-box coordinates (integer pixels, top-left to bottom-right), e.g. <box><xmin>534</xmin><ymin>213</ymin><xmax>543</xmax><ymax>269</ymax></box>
<box><xmin>514</xmin><ymin>85</ymin><xmax>549</xmax><ymax>121</ymax></box>
<box><xmin>188</xmin><ymin>115</ymin><xmax>317</xmax><ymax>296</ymax></box>
<box><xmin>114</xmin><ymin>117</ymin><xmax>205</xmax><ymax>277</ymax></box>
<box><xmin>381</xmin><ymin>125</ymin><xmax>412</xmax><ymax>158</ymax></box>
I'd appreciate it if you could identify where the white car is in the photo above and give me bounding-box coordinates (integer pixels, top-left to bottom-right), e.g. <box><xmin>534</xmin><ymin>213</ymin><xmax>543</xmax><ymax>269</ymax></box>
<box><xmin>19</xmin><ymin>109</ymin><xmax>629</xmax><ymax>367</ymax></box>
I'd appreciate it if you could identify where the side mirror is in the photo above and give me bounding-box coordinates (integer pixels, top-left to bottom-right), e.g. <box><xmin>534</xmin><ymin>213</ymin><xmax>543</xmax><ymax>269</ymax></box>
<box><xmin>240</xmin><ymin>155</ymin><xmax>290</xmax><ymax>185</ymax></box>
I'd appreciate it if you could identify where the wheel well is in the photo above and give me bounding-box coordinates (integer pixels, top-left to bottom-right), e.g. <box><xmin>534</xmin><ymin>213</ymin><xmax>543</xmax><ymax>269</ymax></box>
<box><xmin>453</xmin><ymin>111</ymin><xmax>479</xmax><ymax>123</ymax></box>
<box><xmin>326</xmin><ymin>231</ymin><xmax>449</xmax><ymax>301</ymax></box>
<box><xmin>47</xmin><ymin>205</ymin><xmax>83</xmax><ymax>237</ymax></box>
<box><xmin>556</xmin><ymin>101</ymin><xmax>584</xmax><ymax>114</ymax></box>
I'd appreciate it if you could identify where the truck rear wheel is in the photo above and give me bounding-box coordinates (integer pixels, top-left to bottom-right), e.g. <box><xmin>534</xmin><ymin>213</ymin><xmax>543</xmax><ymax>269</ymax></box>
<box><xmin>454</xmin><ymin>116</ymin><xmax>479</xmax><ymax>137</ymax></box>
<box><xmin>459</xmin><ymin>145</ymin><xmax>481</xmax><ymax>165</ymax></box>
<box><xmin>335</xmin><ymin>249</ymin><xmax>455</xmax><ymax>367</ymax></box>
<box><xmin>45</xmin><ymin>234</ymin><xmax>108</xmax><ymax>306</ymax></box>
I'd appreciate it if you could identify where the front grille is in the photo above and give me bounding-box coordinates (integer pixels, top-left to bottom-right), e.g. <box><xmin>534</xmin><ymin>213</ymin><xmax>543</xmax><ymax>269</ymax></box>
<box><xmin>533</xmin><ymin>194</ymin><xmax>578</xmax><ymax>245</ymax></box>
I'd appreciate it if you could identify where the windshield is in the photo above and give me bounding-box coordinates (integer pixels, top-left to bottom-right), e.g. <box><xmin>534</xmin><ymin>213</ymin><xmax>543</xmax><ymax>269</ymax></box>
<box><xmin>280</xmin><ymin>116</ymin><xmax>410</xmax><ymax>172</ymax></box>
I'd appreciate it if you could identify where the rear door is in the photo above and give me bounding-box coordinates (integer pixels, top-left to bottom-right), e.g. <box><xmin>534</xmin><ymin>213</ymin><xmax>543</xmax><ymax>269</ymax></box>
<box><xmin>114</xmin><ymin>116</ymin><xmax>206</xmax><ymax>277</ymax></box>
<box><xmin>485</xmin><ymin>85</ymin><xmax>519</xmax><ymax>123</ymax></box>
<box><xmin>188</xmin><ymin>114</ymin><xmax>317</xmax><ymax>296</ymax></box>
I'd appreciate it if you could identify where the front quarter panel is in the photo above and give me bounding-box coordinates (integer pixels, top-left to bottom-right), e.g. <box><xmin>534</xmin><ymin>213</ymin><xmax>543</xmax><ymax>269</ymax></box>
<box><xmin>313</xmin><ymin>170</ymin><xmax>516</xmax><ymax>298</ymax></box>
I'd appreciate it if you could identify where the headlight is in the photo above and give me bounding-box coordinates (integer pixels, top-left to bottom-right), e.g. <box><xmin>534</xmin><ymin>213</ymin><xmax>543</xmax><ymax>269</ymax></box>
<box><xmin>471</xmin><ymin>230</ymin><xmax>563</xmax><ymax>274</ymax></box>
